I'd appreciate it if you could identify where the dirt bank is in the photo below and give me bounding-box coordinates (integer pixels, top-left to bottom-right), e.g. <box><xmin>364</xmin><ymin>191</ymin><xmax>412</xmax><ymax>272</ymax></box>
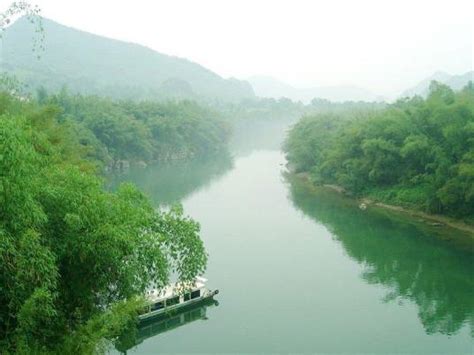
<box><xmin>294</xmin><ymin>173</ymin><xmax>474</xmax><ymax>236</ymax></box>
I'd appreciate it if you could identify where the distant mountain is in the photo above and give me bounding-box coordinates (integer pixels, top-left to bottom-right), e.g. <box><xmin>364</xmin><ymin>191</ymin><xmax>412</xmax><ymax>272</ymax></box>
<box><xmin>0</xmin><ymin>17</ymin><xmax>255</xmax><ymax>102</ymax></box>
<box><xmin>402</xmin><ymin>71</ymin><xmax>473</xmax><ymax>98</ymax></box>
<box><xmin>248</xmin><ymin>75</ymin><xmax>380</xmax><ymax>103</ymax></box>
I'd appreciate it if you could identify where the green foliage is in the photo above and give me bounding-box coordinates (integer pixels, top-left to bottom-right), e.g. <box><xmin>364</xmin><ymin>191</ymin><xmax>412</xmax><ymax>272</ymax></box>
<box><xmin>0</xmin><ymin>72</ymin><xmax>29</xmax><ymax>97</ymax></box>
<box><xmin>41</xmin><ymin>90</ymin><xmax>230</xmax><ymax>167</ymax></box>
<box><xmin>0</xmin><ymin>91</ymin><xmax>208</xmax><ymax>353</ymax></box>
<box><xmin>285</xmin><ymin>81</ymin><xmax>474</xmax><ymax>219</ymax></box>
<box><xmin>60</xmin><ymin>297</ymin><xmax>144</xmax><ymax>355</ymax></box>
<box><xmin>285</xmin><ymin>113</ymin><xmax>346</xmax><ymax>173</ymax></box>
<box><xmin>16</xmin><ymin>287</ymin><xmax>58</xmax><ymax>352</ymax></box>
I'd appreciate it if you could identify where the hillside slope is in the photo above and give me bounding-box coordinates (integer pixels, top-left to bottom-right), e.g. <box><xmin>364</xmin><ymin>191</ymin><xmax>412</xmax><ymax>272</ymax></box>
<box><xmin>248</xmin><ymin>75</ymin><xmax>380</xmax><ymax>103</ymax></box>
<box><xmin>0</xmin><ymin>17</ymin><xmax>255</xmax><ymax>102</ymax></box>
<box><xmin>402</xmin><ymin>71</ymin><xmax>473</xmax><ymax>98</ymax></box>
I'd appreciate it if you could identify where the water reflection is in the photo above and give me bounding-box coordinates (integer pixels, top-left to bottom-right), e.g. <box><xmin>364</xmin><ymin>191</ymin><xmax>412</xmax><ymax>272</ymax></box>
<box><xmin>108</xmin><ymin>117</ymin><xmax>298</xmax><ymax>206</ymax></box>
<box><xmin>287</xmin><ymin>176</ymin><xmax>474</xmax><ymax>336</ymax></box>
<box><xmin>109</xmin><ymin>153</ymin><xmax>233</xmax><ymax>206</ymax></box>
<box><xmin>115</xmin><ymin>299</ymin><xmax>219</xmax><ymax>354</ymax></box>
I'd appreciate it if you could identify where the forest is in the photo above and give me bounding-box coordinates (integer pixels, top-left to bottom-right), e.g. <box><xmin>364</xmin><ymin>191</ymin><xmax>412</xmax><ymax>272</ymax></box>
<box><xmin>0</xmin><ymin>73</ymin><xmax>392</xmax><ymax>352</ymax></box>
<box><xmin>33</xmin><ymin>88</ymin><xmax>230</xmax><ymax>169</ymax></box>
<box><xmin>1</xmin><ymin>2</ymin><xmax>473</xmax><ymax>353</ymax></box>
<box><xmin>285</xmin><ymin>82</ymin><xmax>474</xmax><ymax>221</ymax></box>
<box><xmin>0</xmin><ymin>89</ymin><xmax>209</xmax><ymax>352</ymax></box>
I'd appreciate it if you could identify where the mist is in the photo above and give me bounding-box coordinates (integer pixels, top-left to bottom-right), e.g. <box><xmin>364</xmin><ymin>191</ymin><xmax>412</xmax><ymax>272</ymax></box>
<box><xmin>2</xmin><ymin>0</ymin><xmax>471</xmax><ymax>99</ymax></box>
<box><xmin>1</xmin><ymin>1</ymin><xmax>473</xmax><ymax>354</ymax></box>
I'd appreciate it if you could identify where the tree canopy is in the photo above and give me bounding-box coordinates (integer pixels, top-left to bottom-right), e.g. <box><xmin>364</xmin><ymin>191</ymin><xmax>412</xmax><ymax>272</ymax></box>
<box><xmin>285</xmin><ymin>82</ymin><xmax>474</xmax><ymax>220</ymax></box>
<box><xmin>35</xmin><ymin>89</ymin><xmax>231</xmax><ymax>169</ymax></box>
<box><xmin>0</xmin><ymin>90</ymin><xmax>208</xmax><ymax>353</ymax></box>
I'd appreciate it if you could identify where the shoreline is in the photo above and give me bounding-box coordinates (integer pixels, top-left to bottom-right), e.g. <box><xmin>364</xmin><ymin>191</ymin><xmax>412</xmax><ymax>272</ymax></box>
<box><xmin>294</xmin><ymin>172</ymin><xmax>474</xmax><ymax>236</ymax></box>
<box><xmin>364</xmin><ymin>199</ymin><xmax>474</xmax><ymax>236</ymax></box>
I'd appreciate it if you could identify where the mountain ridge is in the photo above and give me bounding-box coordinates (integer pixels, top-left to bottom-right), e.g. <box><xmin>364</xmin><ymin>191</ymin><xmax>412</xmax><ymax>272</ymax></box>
<box><xmin>402</xmin><ymin>71</ymin><xmax>473</xmax><ymax>98</ymax></box>
<box><xmin>248</xmin><ymin>75</ymin><xmax>382</xmax><ymax>103</ymax></box>
<box><xmin>0</xmin><ymin>16</ymin><xmax>255</xmax><ymax>102</ymax></box>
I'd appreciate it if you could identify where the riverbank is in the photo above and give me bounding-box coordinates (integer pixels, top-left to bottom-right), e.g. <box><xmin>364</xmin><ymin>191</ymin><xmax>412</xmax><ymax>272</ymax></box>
<box><xmin>293</xmin><ymin>172</ymin><xmax>474</xmax><ymax>237</ymax></box>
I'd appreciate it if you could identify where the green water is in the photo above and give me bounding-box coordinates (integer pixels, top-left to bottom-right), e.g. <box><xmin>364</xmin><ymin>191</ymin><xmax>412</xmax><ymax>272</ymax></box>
<box><xmin>111</xmin><ymin>128</ymin><xmax>473</xmax><ymax>353</ymax></box>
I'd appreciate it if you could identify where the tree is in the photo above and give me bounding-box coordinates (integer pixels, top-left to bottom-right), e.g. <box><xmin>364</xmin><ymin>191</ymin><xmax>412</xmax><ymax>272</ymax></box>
<box><xmin>0</xmin><ymin>81</ymin><xmax>208</xmax><ymax>353</ymax></box>
<box><xmin>285</xmin><ymin>81</ymin><xmax>474</xmax><ymax>218</ymax></box>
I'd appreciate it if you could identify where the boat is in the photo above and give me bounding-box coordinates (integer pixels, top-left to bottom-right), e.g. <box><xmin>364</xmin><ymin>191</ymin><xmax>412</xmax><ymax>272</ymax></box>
<box><xmin>138</xmin><ymin>276</ymin><xmax>219</xmax><ymax>321</ymax></box>
<box><xmin>115</xmin><ymin>298</ymin><xmax>218</xmax><ymax>354</ymax></box>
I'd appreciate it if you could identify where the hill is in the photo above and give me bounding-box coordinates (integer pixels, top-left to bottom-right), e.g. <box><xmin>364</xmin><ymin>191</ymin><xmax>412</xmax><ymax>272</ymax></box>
<box><xmin>0</xmin><ymin>17</ymin><xmax>255</xmax><ymax>102</ymax></box>
<box><xmin>248</xmin><ymin>75</ymin><xmax>380</xmax><ymax>103</ymax></box>
<box><xmin>402</xmin><ymin>71</ymin><xmax>473</xmax><ymax>98</ymax></box>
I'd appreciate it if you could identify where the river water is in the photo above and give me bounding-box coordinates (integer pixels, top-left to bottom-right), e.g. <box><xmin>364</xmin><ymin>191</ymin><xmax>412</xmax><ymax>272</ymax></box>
<box><xmin>110</xmin><ymin>121</ymin><xmax>473</xmax><ymax>354</ymax></box>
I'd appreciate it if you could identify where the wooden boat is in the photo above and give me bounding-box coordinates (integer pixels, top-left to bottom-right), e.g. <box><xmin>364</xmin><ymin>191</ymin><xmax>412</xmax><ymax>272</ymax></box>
<box><xmin>115</xmin><ymin>298</ymin><xmax>218</xmax><ymax>354</ymax></box>
<box><xmin>139</xmin><ymin>276</ymin><xmax>219</xmax><ymax>321</ymax></box>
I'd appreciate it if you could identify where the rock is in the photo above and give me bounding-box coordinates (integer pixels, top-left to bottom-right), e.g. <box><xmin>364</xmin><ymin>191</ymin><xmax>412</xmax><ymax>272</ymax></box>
<box><xmin>114</xmin><ymin>160</ymin><xmax>130</xmax><ymax>171</ymax></box>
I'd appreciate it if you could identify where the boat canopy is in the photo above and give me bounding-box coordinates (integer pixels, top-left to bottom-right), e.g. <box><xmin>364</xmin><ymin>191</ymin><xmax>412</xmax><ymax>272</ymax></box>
<box><xmin>145</xmin><ymin>276</ymin><xmax>207</xmax><ymax>303</ymax></box>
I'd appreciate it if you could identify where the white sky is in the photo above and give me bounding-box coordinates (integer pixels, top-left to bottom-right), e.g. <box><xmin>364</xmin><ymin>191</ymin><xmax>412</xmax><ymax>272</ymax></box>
<box><xmin>3</xmin><ymin>0</ymin><xmax>474</xmax><ymax>96</ymax></box>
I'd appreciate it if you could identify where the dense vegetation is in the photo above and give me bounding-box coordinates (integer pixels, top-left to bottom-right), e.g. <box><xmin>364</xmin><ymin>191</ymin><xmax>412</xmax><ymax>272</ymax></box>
<box><xmin>0</xmin><ymin>90</ymin><xmax>208</xmax><ymax>353</ymax></box>
<box><xmin>285</xmin><ymin>82</ymin><xmax>474</xmax><ymax>221</ymax></box>
<box><xmin>34</xmin><ymin>88</ymin><xmax>230</xmax><ymax>169</ymax></box>
<box><xmin>1</xmin><ymin>17</ymin><xmax>254</xmax><ymax>102</ymax></box>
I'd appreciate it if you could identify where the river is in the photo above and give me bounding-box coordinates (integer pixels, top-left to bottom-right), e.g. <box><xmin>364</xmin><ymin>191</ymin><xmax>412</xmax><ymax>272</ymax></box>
<box><xmin>110</xmin><ymin>120</ymin><xmax>473</xmax><ymax>354</ymax></box>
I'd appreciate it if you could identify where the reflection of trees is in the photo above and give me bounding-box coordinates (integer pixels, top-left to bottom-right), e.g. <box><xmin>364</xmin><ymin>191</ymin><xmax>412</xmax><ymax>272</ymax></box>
<box><xmin>287</xmin><ymin>177</ymin><xmax>474</xmax><ymax>336</ymax></box>
<box><xmin>115</xmin><ymin>299</ymin><xmax>218</xmax><ymax>353</ymax></box>
<box><xmin>109</xmin><ymin>152</ymin><xmax>233</xmax><ymax>206</ymax></box>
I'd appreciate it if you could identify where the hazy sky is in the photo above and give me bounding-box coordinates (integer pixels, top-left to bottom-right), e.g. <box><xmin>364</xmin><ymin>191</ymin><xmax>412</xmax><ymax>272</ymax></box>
<box><xmin>5</xmin><ymin>0</ymin><xmax>474</xmax><ymax>96</ymax></box>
